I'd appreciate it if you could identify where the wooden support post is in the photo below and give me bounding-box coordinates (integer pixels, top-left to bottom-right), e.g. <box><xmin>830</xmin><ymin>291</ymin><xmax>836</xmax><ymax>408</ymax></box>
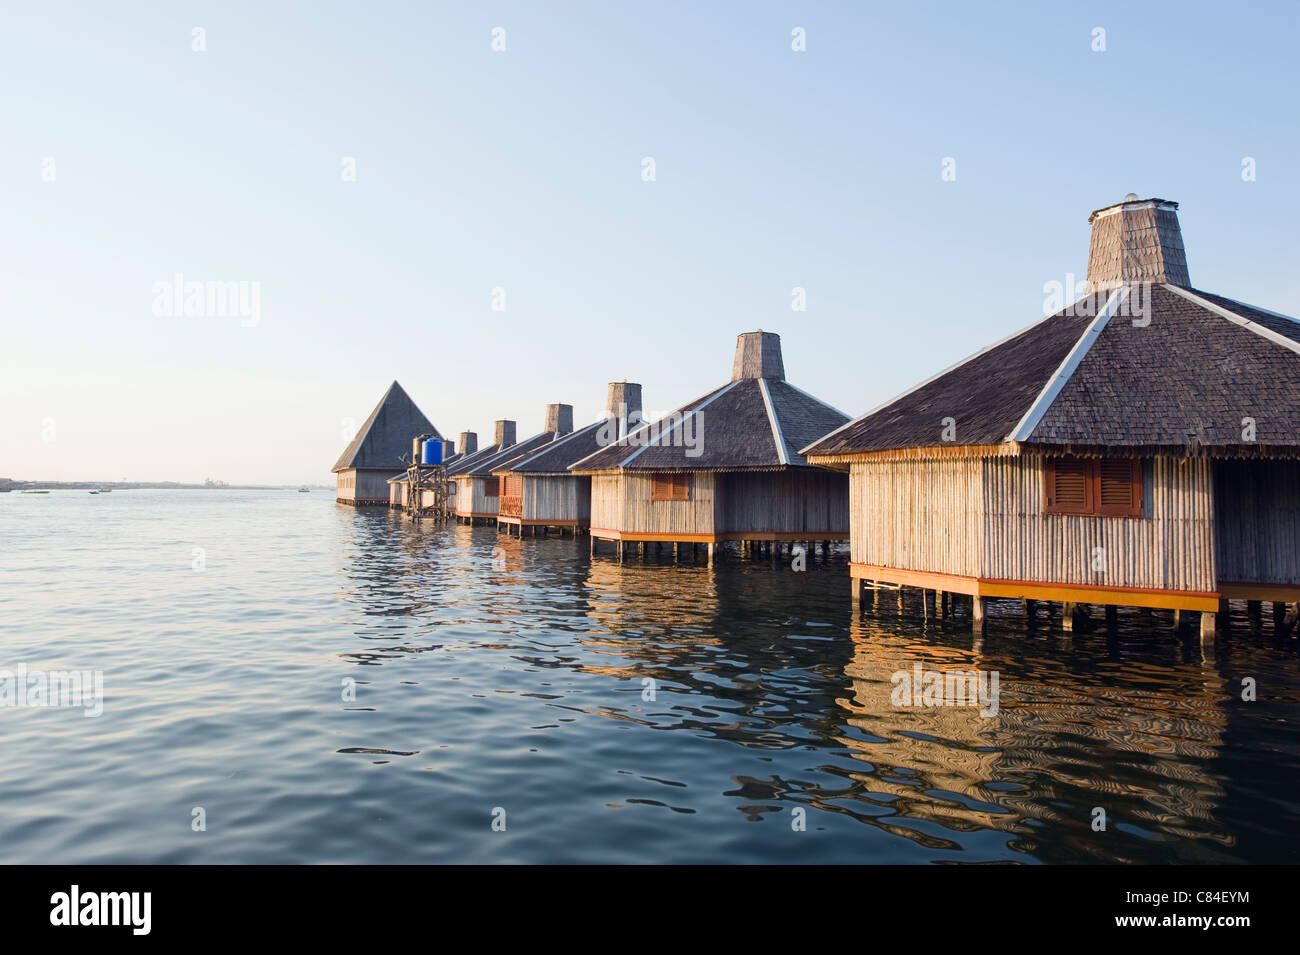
<box><xmin>1247</xmin><ymin>600</ymin><xmax>1262</xmax><ymax>631</ymax></box>
<box><xmin>590</xmin><ymin>534</ymin><xmax>596</xmax><ymax>556</ymax></box>
<box><xmin>618</xmin><ymin>541</ymin><xmax>625</xmax><ymax>563</ymax></box>
<box><xmin>897</xmin><ymin>586</ymin><xmax>905</xmax><ymax>613</ymax></box>
<box><xmin>1200</xmin><ymin>610</ymin><xmax>1217</xmax><ymax>643</ymax></box>
<box><xmin>939</xmin><ymin>591</ymin><xmax>949</xmax><ymax>618</ymax></box>
<box><xmin>707</xmin><ymin>542</ymin><xmax>715</xmax><ymax>565</ymax></box>
<box><xmin>1063</xmin><ymin>602</ymin><xmax>1077</xmax><ymax>633</ymax></box>
<box><xmin>673</xmin><ymin>542</ymin><xmax>679</xmax><ymax>561</ymax></box>
<box><xmin>923</xmin><ymin>589</ymin><xmax>935</xmax><ymax>619</ymax></box>
<box><xmin>1173</xmin><ymin>609</ymin><xmax>1186</xmax><ymax>632</ymax></box>
<box><xmin>972</xmin><ymin>596</ymin><xmax>986</xmax><ymax>632</ymax></box>
<box><xmin>1105</xmin><ymin>605</ymin><xmax>1118</xmax><ymax>633</ymax></box>
<box><xmin>1022</xmin><ymin>598</ymin><xmax>1037</xmax><ymax>621</ymax></box>
<box><xmin>1217</xmin><ymin>599</ymin><xmax>1231</xmax><ymax>632</ymax></box>
<box><xmin>851</xmin><ymin>578</ymin><xmax>862</xmax><ymax>613</ymax></box>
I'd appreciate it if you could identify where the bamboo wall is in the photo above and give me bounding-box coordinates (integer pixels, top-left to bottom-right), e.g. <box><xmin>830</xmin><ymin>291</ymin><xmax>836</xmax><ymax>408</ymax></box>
<box><xmin>849</xmin><ymin>458</ymin><xmax>984</xmax><ymax>576</ymax></box>
<box><xmin>717</xmin><ymin>470</ymin><xmax>848</xmax><ymax>533</ymax></box>
<box><xmin>1213</xmin><ymin>460</ymin><xmax>1300</xmax><ymax>585</ymax></box>
<box><xmin>336</xmin><ymin>469</ymin><xmax>390</xmax><ymax>504</ymax></box>
<box><xmin>523</xmin><ymin>475</ymin><xmax>591</xmax><ymax>521</ymax></box>
<box><xmin>590</xmin><ymin>474</ymin><xmax>624</xmax><ymax>530</ymax></box>
<box><xmin>982</xmin><ymin>455</ymin><xmax>1216</xmax><ymax>591</ymax></box>
<box><xmin>453</xmin><ymin>476</ymin><xmax>498</xmax><ymax>516</ymax></box>
<box><xmin>609</xmin><ymin>472</ymin><xmax>717</xmax><ymax>534</ymax></box>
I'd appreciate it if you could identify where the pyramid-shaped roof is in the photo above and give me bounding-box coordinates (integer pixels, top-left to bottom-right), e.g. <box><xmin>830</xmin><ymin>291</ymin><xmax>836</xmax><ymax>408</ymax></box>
<box><xmin>572</xmin><ymin>333</ymin><xmax>849</xmax><ymax>472</ymax></box>
<box><xmin>331</xmin><ymin>381</ymin><xmax>440</xmax><ymax>472</ymax></box>
<box><xmin>804</xmin><ymin>285</ymin><xmax>1300</xmax><ymax>460</ymax></box>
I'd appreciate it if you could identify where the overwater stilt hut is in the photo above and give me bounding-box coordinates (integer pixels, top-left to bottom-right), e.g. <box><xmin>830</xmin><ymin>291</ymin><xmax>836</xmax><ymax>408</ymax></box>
<box><xmin>804</xmin><ymin>196</ymin><xmax>1300</xmax><ymax>639</ymax></box>
<box><xmin>453</xmin><ymin>406</ymin><xmax>578</xmax><ymax>525</ymax></box>
<box><xmin>448</xmin><ymin>421</ymin><xmax>517</xmax><ymax>522</ymax></box>
<box><xmin>572</xmin><ymin>332</ymin><xmax>851</xmax><ymax>562</ymax></box>
<box><xmin>332</xmin><ymin>381</ymin><xmax>441</xmax><ymax>506</ymax></box>
<box><xmin>494</xmin><ymin>384</ymin><xmax>645</xmax><ymax>536</ymax></box>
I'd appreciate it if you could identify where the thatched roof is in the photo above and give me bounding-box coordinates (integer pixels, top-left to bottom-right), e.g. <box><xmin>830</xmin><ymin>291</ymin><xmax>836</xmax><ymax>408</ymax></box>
<box><xmin>805</xmin><ymin>201</ymin><xmax>1300</xmax><ymax>461</ymax></box>
<box><xmin>571</xmin><ymin>333</ymin><xmax>849</xmax><ymax>472</ymax></box>
<box><xmin>497</xmin><ymin>420</ymin><xmax>606</xmax><ymax>475</ymax></box>
<box><xmin>332</xmin><ymin>381</ymin><xmax>440</xmax><ymax>473</ymax></box>
<box><xmin>467</xmin><ymin>429</ymin><xmax>564</xmax><ymax>476</ymax></box>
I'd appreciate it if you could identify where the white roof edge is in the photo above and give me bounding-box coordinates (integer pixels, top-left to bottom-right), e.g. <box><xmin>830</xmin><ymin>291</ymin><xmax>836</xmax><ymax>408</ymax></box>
<box><xmin>800</xmin><ymin>295</ymin><xmax>1094</xmax><ymax>456</ymax></box>
<box><xmin>1166</xmin><ymin>285</ymin><xmax>1300</xmax><ymax>356</ymax></box>
<box><xmin>617</xmin><ymin>379</ymin><xmax>739</xmax><ymax>467</ymax></box>
<box><xmin>500</xmin><ymin>420</ymin><xmax>602</xmax><ymax>472</ymax></box>
<box><xmin>757</xmin><ymin>378</ymin><xmax>790</xmax><ymax>466</ymax></box>
<box><xmin>1008</xmin><ymin>287</ymin><xmax>1129</xmax><ymax>442</ymax></box>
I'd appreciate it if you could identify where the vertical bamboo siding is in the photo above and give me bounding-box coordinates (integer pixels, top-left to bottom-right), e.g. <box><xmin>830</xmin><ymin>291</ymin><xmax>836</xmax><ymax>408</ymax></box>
<box><xmin>1213</xmin><ymin>459</ymin><xmax>1300</xmax><ymax>584</ymax></box>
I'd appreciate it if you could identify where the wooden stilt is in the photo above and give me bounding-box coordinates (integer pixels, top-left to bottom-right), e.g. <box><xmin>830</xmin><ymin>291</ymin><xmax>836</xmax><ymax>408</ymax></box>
<box><xmin>707</xmin><ymin>542</ymin><xmax>715</xmax><ymax>565</ymax></box>
<box><xmin>1062</xmin><ymin>602</ymin><xmax>1077</xmax><ymax>632</ymax></box>
<box><xmin>1173</xmin><ymin>609</ymin><xmax>1186</xmax><ymax>632</ymax></box>
<box><xmin>972</xmin><ymin>596</ymin><xmax>986</xmax><ymax>632</ymax></box>
<box><xmin>1105</xmin><ymin>605</ymin><xmax>1118</xmax><ymax>633</ymax></box>
<box><xmin>939</xmin><ymin>591</ymin><xmax>949</xmax><ymax>618</ymax></box>
<box><xmin>1023</xmin><ymin>598</ymin><xmax>1037</xmax><ymax>621</ymax></box>
<box><xmin>1200</xmin><ymin>610</ymin><xmax>1217</xmax><ymax>643</ymax></box>
<box><xmin>851</xmin><ymin>578</ymin><xmax>862</xmax><ymax>612</ymax></box>
<box><xmin>923</xmin><ymin>589</ymin><xmax>935</xmax><ymax>619</ymax></box>
<box><xmin>1217</xmin><ymin>599</ymin><xmax>1231</xmax><ymax>632</ymax></box>
<box><xmin>1247</xmin><ymin>600</ymin><xmax>1262</xmax><ymax>631</ymax></box>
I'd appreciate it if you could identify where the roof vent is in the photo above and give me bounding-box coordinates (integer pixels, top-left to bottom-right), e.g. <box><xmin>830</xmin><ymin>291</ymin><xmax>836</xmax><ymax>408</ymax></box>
<box><xmin>1086</xmin><ymin>195</ymin><xmax>1190</xmax><ymax>290</ymax></box>
<box><xmin>731</xmin><ymin>331</ymin><xmax>785</xmax><ymax>381</ymax></box>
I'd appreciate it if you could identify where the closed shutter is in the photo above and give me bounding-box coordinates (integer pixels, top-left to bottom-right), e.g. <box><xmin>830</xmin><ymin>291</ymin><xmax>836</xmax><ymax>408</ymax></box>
<box><xmin>1045</xmin><ymin>457</ymin><xmax>1091</xmax><ymax>514</ymax></box>
<box><xmin>650</xmin><ymin>472</ymin><xmax>690</xmax><ymax>501</ymax></box>
<box><xmin>1098</xmin><ymin>458</ymin><xmax>1142</xmax><ymax>517</ymax></box>
<box><xmin>484</xmin><ymin>476</ymin><xmax>499</xmax><ymax>498</ymax></box>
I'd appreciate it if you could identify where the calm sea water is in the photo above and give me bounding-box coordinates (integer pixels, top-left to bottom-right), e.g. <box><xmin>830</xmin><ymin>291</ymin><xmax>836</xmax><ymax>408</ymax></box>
<box><xmin>1</xmin><ymin>488</ymin><xmax>1298</xmax><ymax>864</ymax></box>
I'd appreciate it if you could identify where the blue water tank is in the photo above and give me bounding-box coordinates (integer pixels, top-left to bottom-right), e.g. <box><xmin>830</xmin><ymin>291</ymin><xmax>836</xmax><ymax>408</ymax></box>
<box><xmin>421</xmin><ymin>439</ymin><xmax>443</xmax><ymax>465</ymax></box>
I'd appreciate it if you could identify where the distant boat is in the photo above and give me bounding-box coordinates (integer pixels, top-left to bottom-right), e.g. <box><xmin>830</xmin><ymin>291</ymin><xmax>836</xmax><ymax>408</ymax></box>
<box><xmin>88</xmin><ymin>490</ymin><xmax>99</xmax><ymax>495</ymax></box>
<box><xmin>98</xmin><ymin>488</ymin><xmax>112</xmax><ymax>493</ymax></box>
<box><xmin>21</xmin><ymin>490</ymin><xmax>49</xmax><ymax>494</ymax></box>
<box><xmin>298</xmin><ymin>486</ymin><xmax>310</xmax><ymax>493</ymax></box>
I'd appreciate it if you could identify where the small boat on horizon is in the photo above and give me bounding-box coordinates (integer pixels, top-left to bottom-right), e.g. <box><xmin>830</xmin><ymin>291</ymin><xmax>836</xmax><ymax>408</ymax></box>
<box><xmin>298</xmin><ymin>486</ymin><xmax>310</xmax><ymax>493</ymax></box>
<box><xmin>21</xmin><ymin>490</ymin><xmax>49</xmax><ymax>494</ymax></box>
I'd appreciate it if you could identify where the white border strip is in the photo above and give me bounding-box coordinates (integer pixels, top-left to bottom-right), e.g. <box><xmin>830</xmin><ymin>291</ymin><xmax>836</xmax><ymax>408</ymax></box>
<box><xmin>1007</xmin><ymin>287</ymin><xmax>1129</xmax><ymax>442</ymax></box>
<box><xmin>1164</xmin><ymin>285</ymin><xmax>1300</xmax><ymax>357</ymax></box>
<box><xmin>570</xmin><ymin>380</ymin><xmax>740</xmax><ymax>470</ymax></box>
<box><xmin>758</xmin><ymin>378</ymin><xmax>790</xmax><ymax>465</ymax></box>
<box><xmin>503</xmin><ymin>420</ymin><xmax>602</xmax><ymax>471</ymax></box>
<box><xmin>799</xmin><ymin>295</ymin><xmax>1099</xmax><ymax>455</ymax></box>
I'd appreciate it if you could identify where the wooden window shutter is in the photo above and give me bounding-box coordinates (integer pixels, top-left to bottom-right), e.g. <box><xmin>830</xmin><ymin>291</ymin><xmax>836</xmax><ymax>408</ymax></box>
<box><xmin>1098</xmin><ymin>458</ymin><xmax>1142</xmax><ymax>517</ymax></box>
<box><xmin>484</xmin><ymin>476</ymin><xmax>499</xmax><ymax>498</ymax></box>
<box><xmin>651</xmin><ymin>472</ymin><xmax>690</xmax><ymax>501</ymax></box>
<box><xmin>1045</xmin><ymin>457</ymin><xmax>1091</xmax><ymax>514</ymax></box>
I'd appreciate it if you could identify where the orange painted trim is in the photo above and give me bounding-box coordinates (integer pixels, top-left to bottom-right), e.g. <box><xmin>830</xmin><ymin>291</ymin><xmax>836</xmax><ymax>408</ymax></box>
<box><xmin>589</xmin><ymin>529</ymin><xmax>716</xmax><ymax>543</ymax></box>
<box><xmin>715</xmin><ymin>530</ymin><xmax>849</xmax><ymax>542</ymax></box>
<box><xmin>497</xmin><ymin>517</ymin><xmax>582</xmax><ymax>527</ymax></box>
<box><xmin>455</xmin><ymin>511</ymin><xmax>498</xmax><ymax>518</ymax></box>
<box><xmin>850</xmin><ymin>562</ymin><xmax>1222</xmax><ymax>611</ymax></box>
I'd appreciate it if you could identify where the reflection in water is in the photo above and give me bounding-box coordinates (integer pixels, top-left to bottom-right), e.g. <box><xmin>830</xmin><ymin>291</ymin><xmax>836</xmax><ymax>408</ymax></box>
<box><xmin>2</xmin><ymin>490</ymin><xmax>1296</xmax><ymax>863</ymax></box>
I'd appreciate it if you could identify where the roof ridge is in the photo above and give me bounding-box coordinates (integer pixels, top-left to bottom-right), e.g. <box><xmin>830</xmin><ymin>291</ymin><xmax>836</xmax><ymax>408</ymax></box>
<box><xmin>1009</xmin><ymin>287</ymin><xmax>1129</xmax><ymax>442</ymax></box>
<box><xmin>617</xmin><ymin>380</ymin><xmax>741</xmax><ymax>468</ymax></box>
<box><xmin>757</xmin><ymin>377</ymin><xmax>790</xmax><ymax>465</ymax></box>
<box><xmin>500</xmin><ymin>421</ymin><xmax>602</xmax><ymax>471</ymax></box>
<box><xmin>799</xmin><ymin>296</ymin><xmax>1092</xmax><ymax>456</ymax></box>
<box><xmin>1167</xmin><ymin>285</ymin><xmax>1300</xmax><ymax>357</ymax></box>
<box><xmin>568</xmin><ymin>380</ymin><xmax>739</xmax><ymax>470</ymax></box>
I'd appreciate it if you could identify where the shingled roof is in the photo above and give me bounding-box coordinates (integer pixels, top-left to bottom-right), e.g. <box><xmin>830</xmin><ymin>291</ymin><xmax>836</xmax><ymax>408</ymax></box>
<box><xmin>571</xmin><ymin>332</ymin><xmax>849</xmax><ymax>472</ymax></box>
<box><xmin>332</xmin><ymin>381</ymin><xmax>440</xmax><ymax>473</ymax></box>
<box><xmin>805</xmin><ymin>198</ymin><xmax>1300</xmax><ymax>461</ymax></box>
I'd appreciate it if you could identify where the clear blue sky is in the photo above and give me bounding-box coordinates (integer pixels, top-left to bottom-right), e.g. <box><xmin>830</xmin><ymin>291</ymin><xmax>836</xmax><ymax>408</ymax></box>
<box><xmin>3</xmin><ymin>1</ymin><xmax>1296</xmax><ymax>483</ymax></box>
